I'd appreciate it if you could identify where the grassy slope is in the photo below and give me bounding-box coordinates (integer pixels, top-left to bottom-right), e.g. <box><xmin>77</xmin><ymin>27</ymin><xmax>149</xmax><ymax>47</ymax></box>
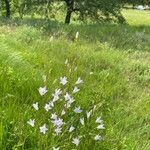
<box><xmin>0</xmin><ymin>10</ymin><xmax>150</xmax><ymax>149</ymax></box>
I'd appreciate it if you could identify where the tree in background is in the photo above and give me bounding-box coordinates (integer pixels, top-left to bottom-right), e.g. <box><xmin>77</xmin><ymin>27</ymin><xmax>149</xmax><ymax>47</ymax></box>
<box><xmin>64</xmin><ymin>0</ymin><xmax>125</xmax><ymax>24</ymax></box>
<box><xmin>123</xmin><ymin>0</ymin><xmax>150</xmax><ymax>8</ymax></box>
<box><xmin>1</xmin><ymin>0</ymin><xmax>126</xmax><ymax>24</ymax></box>
<box><xmin>4</xmin><ymin>0</ymin><xmax>10</xmax><ymax>17</ymax></box>
<box><xmin>64</xmin><ymin>0</ymin><xmax>74</xmax><ymax>24</ymax></box>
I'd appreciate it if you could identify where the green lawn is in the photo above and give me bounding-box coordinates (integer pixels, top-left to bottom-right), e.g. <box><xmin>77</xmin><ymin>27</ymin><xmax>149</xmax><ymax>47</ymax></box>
<box><xmin>123</xmin><ymin>9</ymin><xmax>150</xmax><ymax>26</ymax></box>
<box><xmin>0</xmin><ymin>10</ymin><xmax>150</xmax><ymax>150</ymax></box>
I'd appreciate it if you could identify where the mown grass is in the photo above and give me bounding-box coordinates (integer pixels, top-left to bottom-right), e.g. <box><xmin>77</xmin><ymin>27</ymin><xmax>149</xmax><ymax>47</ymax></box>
<box><xmin>0</xmin><ymin>9</ymin><xmax>150</xmax><ymax>150</ymax></box>
<box><xmin>123</xmin><ymin>9</ymin><xmax>150</xmax><ymax>26</ymax></box>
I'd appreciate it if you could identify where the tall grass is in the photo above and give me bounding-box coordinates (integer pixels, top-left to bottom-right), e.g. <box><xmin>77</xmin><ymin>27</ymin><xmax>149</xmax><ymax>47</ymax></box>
<box><xmin>0</xmin><ymin>9</ymin><xmax>150</xmax><ymax>149</ymax></box>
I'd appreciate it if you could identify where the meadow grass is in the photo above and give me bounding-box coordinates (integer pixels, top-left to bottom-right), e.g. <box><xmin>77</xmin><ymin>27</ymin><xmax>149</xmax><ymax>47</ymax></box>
<box><xmin>0</xmin><ymin>9</ymin><xmax>150</xmax><ymax>150</ymax></box>
<box><xmin>123</xmin><ymin>9</ymin><xmax>150</xmax><ymax>26</ymax></box>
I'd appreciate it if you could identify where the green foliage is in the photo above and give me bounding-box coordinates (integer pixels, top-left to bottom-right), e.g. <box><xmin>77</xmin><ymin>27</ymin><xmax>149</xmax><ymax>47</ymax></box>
<box><xmin>0</xmin><ymin>0</ymin><xmax>126</xmax><ymax>23</ymax></box>
<box><xmin>123</xmin><ymin>0</ymin><xmax>150</xmax><ymax>5</ymax></box>
<box><xmin>10</xmin><ymin>0</ymin><xmax>53</xmax><ymax>18</ymax></box>
<box><xmin>62</xmin><ymin>0</ymin><xmax>125</xmax><ymax>23</ymax></box>
<box><xmin>74</xmin><ymin>0</ymin><xmax>125</xmax><ymax>23</ymax></box>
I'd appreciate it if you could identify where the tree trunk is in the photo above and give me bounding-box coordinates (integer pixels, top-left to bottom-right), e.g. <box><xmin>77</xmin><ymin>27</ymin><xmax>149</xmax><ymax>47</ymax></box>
<box><xmin>132</xmin><ymin>4</ymin><xmax>135</xmax><ymax>9</ymax></box>
<box><xmin>45</xmin><ymin>0</ymin><xmax>51</xmax><ymax>19</ymax></box>
<box><xmin>65</xmin><ymin>0</ymin><xmax>74</xmax><ymax>24</ymax></box>
<box><xmin>5</xmin><ymin>0</ymin><xmax>10</xmax><ymax>18</ymax></box>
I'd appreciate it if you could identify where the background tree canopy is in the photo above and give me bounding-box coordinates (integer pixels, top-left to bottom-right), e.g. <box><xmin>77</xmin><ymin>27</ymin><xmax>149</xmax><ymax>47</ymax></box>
<box><xmin>0</xmin><ymin>0</ymin><xmax>149</xmax><ymax>24</ymax></box>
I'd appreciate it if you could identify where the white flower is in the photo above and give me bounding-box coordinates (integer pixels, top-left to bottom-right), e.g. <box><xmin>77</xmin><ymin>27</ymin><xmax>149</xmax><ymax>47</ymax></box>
<box><xmin>51</xmin><ymin>113</ymin><xmax>58</xmax><ymax>120</ymax></box>
<box><xmin>75</xmin><ymin>77</ymin><xmax>83</xmax><ymax>85</ymax></box>
<box><xmin>61</xmin><ymin>110</ymin><xmax>66</xmax><ymax>116</ymax></box>
<box><xmin>97</xmin><ymin>124</ymin><xmax>105</xmax><ymax>130</ymax></box>
<box><xmin>75</xmin><ymin>31</ymin><xmax>79</xmax><ymax>39</ymax></box>
<box><xmin>64</xmin><ymin>93</ymin><xmax>71</xmax><ymax>101</ymax></box>
<box><xmin>74</xmin><ymin>107</ymin><xmax>82</xmax><ymax>114</ymax></box>
<box><xmin>60</xmin><ymin>76</ymin><xmax>68</xmax><ymax>85</ymax></box>
<box><xmin>68</xmin><ymin>98</ymin><xmax>75</xmax><ymax>104</ymax></box>
<box><xmin>54</xmin><ymin>89</ymin><xmax>62</xmax><ymax>96</ymax></box>
<box><xmin>52</xmin><ymin>118</ymin><xmax>64</xmax><ymax>127</ymax></box>
<box><xmin>72</xmin><ymin>137</ymin><xmax>80</xmax><ymax>146</ymax></box>
<box><xmin>65</xmin><ymin>59</ymin><xmax>68</xmax><ymax>65</ymax></box>
<box><xmin>44</xmin><ymin>103</ymin><xmax>52</xmax><ymax>112</ymax></box>
<box><xmin>52</xmin><ymin>95</ymin><xmax>59</xmax><ymax>102</ymax></box>
<box><xmin>52</xmin><ymin>89</ymin><xmax>62</xmax><ymax>102</ymax></box>
<box><xmin>27</xmin><ymin>119</ymin><xmax>35</xmax><ymax>127</ymax></box>
<box><xmin>86</xmin><ymin>111</ymin><xmax>92</xmax><ymax>119</ymax></box>
<box><xmin>96</xmin><ymin>117</ymin><xmax>103</xmax><ymax>124</ymax></box>
<box><xmin>53</xmin><ymin>147</ymin><xmax>60</xmax><ymax>150</ymax></box>
<box><xmin>64</xmin><ymin>103</ymin><xmax>71</xmax><ymax>109</ymax></box>
<box><xmin>65</xmin><ymin>98</ymin><xmax>75</xmax><ymax>108</ymax></box>
<box><xmin>94</xmin><ymin>135</ymin><xmax>102</xmax><ymax>141</ymax></box>
<box><xmin>39</xmin><ymin>124</ymin><xmax>48</xmax><ymax>134</ymax></box>
<box><xmin>38</xmin><ymin>86</ymin><xmax>48</xmax><ymax>96</ymax></box>
<box><xmin>73</xmin><ymin>86</ymin><xmax>80</xmax><ymax>93</ymax></box>
<box><xmin>80</xmin><ymin>117</ymin><xmax>84</xmax><ymax>125</ymax></box>
<box><xmin>54</xmin><ymin>127</ymin><xmax>62</xmax><ymax>135</ymax></box>
<box><xmin>42</xmin><ymin>75</ymin><xmax>47</xmax><ymax>82</ymax></box>
<box><xmin>69</xmin><ymin>125</ymin><xmax>75</xmax><ymax>132</ymax></box>
<box><xmin>32</xmin><ymin>102</ymin><xmax>39</xmax><ymax>111</ymax></box>
<box><xmin>49</xmin><ymin>101</ymin><xmax>54</xmax><ymax>108</ymax></box>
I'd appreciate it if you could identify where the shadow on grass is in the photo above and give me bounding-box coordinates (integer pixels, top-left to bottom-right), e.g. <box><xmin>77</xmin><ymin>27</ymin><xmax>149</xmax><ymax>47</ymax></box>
<box><xmin>0</xmin><ymin>16</ymin><xmax>150</xmax><ymax>52</ymax></box>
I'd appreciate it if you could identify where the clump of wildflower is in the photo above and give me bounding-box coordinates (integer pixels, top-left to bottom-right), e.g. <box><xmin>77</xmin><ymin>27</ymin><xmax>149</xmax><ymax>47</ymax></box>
<box><xmin>27</xmin><ymin>59</ymin><xmax>105</xmax><ymax>148</ymax></box>
<box><xmin>52</xmin><ymin>118</ymin><xmax>64</xmax><ymax>128</ymax></box>
<box><xmin>52</xmin><ymin>89</ymin><xmax>62</xmax><ymax>102</ymax></box>
<box><xmin>96</xmin><ymin>117</ymin><xmax>105</xmax><ymax>130</ymax></box>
